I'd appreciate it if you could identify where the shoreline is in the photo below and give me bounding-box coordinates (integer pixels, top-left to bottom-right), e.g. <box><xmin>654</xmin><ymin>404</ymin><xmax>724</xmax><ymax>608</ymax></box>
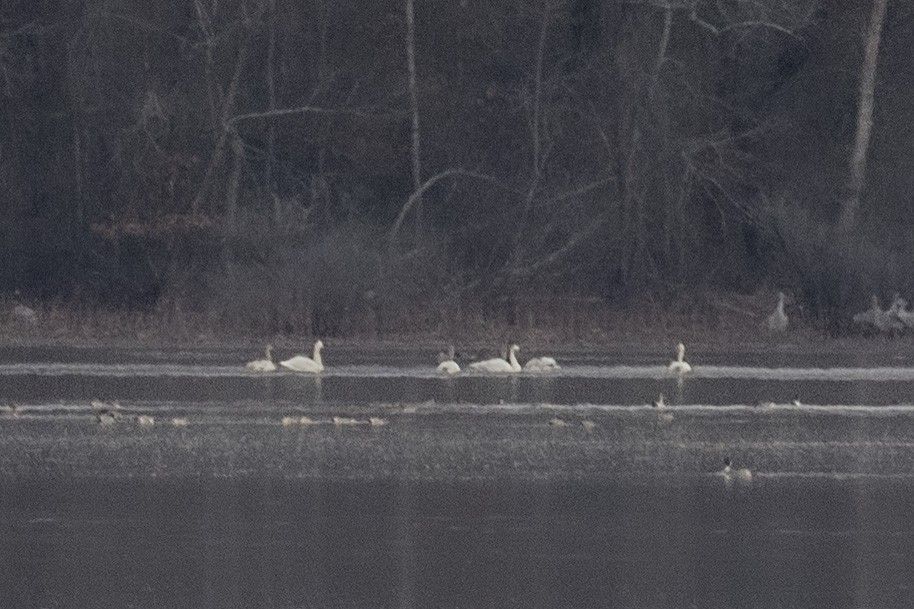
<box><xmin>1</xmin><ymin>291</ymin><xmax>910</xmax><ymax>355</ymax></box>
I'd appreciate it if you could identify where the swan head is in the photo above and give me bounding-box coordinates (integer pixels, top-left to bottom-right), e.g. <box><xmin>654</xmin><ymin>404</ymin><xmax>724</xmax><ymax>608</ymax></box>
<box><xmin>314</xmin><ymin>339</ymin><xmax>324</xmax><ymax>351</ymax></box>
<box><xmin>676</xmin><ymin>342</ymin><xmax>685</xmax><ymax>358</ymax></box>
<box><xmin>509</xmin><ymin>344</ymin><xmax>520</xmax><ymax>354</ymax></box>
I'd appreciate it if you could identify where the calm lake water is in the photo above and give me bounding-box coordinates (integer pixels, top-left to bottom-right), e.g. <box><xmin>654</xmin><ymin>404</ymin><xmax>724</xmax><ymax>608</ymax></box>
<box><xmin>1</xmin><ymin>345</ymin><xmax>914</xmax><ymax>608</ymax></box>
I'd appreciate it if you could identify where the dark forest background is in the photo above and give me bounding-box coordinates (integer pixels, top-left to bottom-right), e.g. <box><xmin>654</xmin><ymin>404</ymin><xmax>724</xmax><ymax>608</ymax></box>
<box><xmin>1</xmin><ymin>0</ymin><xmax>913</xmax><ymax>336</ymax></box>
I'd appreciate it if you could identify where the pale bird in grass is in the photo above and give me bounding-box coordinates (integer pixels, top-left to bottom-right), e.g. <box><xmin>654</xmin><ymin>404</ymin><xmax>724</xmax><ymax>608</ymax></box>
<box><xmin>766</xmin><ymin>292</ymin><xmax>788</xmax><ymax>332</ymax></box>
<box><xmin>852</xmin><ymin>295</ymin><xmax>881</xmax><ymax>328</ymax></box>
<box><xmin>892</xmin><ymin>294</ymin><xmax>914</xmax><ymax>329</ymax></box>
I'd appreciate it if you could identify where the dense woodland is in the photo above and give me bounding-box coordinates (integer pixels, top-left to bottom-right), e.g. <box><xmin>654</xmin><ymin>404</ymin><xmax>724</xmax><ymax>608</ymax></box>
<box><xmin>1</xmin><ymin>0</ymin><xmax>913</xmax><ymax>335</ymax></box>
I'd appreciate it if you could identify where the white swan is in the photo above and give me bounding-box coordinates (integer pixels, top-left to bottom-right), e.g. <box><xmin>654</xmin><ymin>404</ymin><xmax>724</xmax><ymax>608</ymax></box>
<box><xmin>524</xmin><ymin>356</ymin><xmax>560</xmax><ymax>372</ymax></box>
<box><xmin>280</xmin><ymin>340</ymin><xmax>324</xmax><ymax>373</ymax></box>
<box><xmin>721</xmin><ymin>457</ymin><xmax>753</xmax><ymax>484</ymax></box>
<box><xmin>469</xmin><ymin>344</ymin><xmax>521</xmax><ymax>373</ymax></box>
<box><xmin>438</xmin><ymin>360</ymin><xmax>460</xmax><ymax>374</ymax></box>
<box><xmin>437</xmin><ymin>344</ymin><xmax>460</xmax><ymax>374</ymax></box>
<box><xmin>246</xmin><ymin>344</ymin><xmax>277</xmax><ymax>372</ymax></box>
<box><xmin>668</xmin><ymin>342</ymin><xmax>692</xmax><ymax>374</ymax></box>
<box><xmin>766</xmin><ymin>291</ymin><xmax>788</xmax><ymax>332</ymax></box>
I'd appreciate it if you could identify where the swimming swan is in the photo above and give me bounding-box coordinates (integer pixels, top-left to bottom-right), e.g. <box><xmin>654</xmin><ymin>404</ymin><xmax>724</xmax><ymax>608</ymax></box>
<box><xmin>469</xmin><ymin>344</ymin><xmax>521</xmax><ymax>373</ymax></box>
<box><xmin>721</xmin><ymin>457</ymin><xmax>752</xmax><ymax>484</ymax></box>
<box><xmin>766</xmin><ymin>292</ymin><xmax>788</xmax><ymax>332</ymax></box>
<box><xmin>524</xmin><ymin>356</ymin><xmax>560</xmax><ymax>372</ymax></box>
<box><xmin>668</xmin><ymin>342</ymin><xmax>692</xmax><ymax>374</ymax></box>
<box><xmin>246</xmin><ymin>344</ymin><xmax>277</xmax><ymax>372</ymax></box>
<box><xmin>280</xmin><ymin>340</ymin><xmax>324</xmax><ymax>373</ymax></box>
<box><xmin>437</xmin><ymin>344</ymin><xmax>460</xmax><ymax>374</ymax></box>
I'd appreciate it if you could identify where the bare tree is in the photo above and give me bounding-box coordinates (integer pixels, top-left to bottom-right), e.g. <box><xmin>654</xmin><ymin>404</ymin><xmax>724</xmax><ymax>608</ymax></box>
<box><xmin>838</xmin><ymin>0</ymin><xmax>890</xmax><ymax>233</ymax></box>
<box><xmin>405</xmin><ymin>0</ymin><xmax>424</xmax><ymax>242</ymax></box>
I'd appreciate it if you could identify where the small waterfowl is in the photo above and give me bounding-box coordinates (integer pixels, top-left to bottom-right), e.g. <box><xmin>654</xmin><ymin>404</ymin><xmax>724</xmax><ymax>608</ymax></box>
<box><xmin>97</xmin><ymin>411</ymin><xmax>118</xmax><ymax>426</ymax></box>
<box><xmin>246</xmin><ymin>344</ymin><xmax>277</xmax><ymax>372</ymax></box>
<box><xmin>766</xmin><ymin>292</ymin><xmax>788</xmax><ymax>332</ymax></box>
<box><xmin>91</xmin><ymin>399</ymin><xmax>121</xmax><ymax>411</ymax></box>
<box><xmin>136</xmin><ymin>415</ymin><xmax>155</xmax><ymax>427</ymax></box>
<box><xmin>437</xmin><ymin>344</ymin><xmax>460</xmax><ymax>374</ymax></box>
<box><xmin>332</xmin><ymin>416</ymin><xmax>361</xmax><ymax>426</ymax></box>
<box><xmin>524</xmin><ymin>356</ymin><xmax>560</xmax><ymax>372</ymax></box>
<box><xmin>668</xmin><ymin>343</ymin><xmax>692</xmax><ymax>374</ymax></box>
<box><xmin>722</xmin><ymin>457</ymin><xmax>753</xmax><ymax>484</ymax></box>
<box><xmin>469</xmin><ymin>344</ymin><xmax>522</xmax><ymax>373</ymax></box>
<box><xmin>280</xmin><ymin>340</ymin><xmax>324</xmax><ymax>373</ymax></box>
<box><xmin>281</xmin><ymin>416</ymin><xmax>315</xmax><ymax>427</ymax></box>
<box><xmin>2</xmin><ymin>403</ymin><xmax>22</xmax><ymax>417</ymax></box>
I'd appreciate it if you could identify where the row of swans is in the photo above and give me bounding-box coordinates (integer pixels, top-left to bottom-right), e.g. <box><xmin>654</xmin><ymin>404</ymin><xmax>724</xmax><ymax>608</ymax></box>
<box><xmin>247</xmin><ymin>340</ymin><xmax>694</xmax><ymax>375</ymax></box>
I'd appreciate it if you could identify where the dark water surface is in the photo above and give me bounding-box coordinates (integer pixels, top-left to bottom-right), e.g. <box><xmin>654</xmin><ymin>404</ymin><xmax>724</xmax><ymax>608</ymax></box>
<box><xmin>2</xmin><ymin>476</ymin><xmax>913</xmax><ymax>609</ymax></box>
<box><xmin>2</xmin><ymin>346</ymin><xmax>914</xmax><ymax>608</ymax></box>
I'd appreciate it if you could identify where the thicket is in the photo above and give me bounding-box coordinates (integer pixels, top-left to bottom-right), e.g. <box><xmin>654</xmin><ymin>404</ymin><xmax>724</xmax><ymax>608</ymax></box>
<box><xmin>1</xmin><ymin>0</ymin><xmax>913</xmax><ymax>335</ymax></box>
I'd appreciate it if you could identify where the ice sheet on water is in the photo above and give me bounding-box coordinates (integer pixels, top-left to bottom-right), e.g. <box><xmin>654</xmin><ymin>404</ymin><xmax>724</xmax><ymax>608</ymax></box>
<box><xmin>4</xmin><ymin>361</ymin><xmax>914</xmax><ymax>380</ymax></box>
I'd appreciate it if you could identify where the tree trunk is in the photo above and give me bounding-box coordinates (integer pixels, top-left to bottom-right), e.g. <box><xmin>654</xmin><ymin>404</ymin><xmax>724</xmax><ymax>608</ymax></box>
<box><xmin>838</xmin><ymin>0</ymin><xmax>889</xmax><ymax>233</ymax></box>
<box><xmin>405</xmin><ymin>0</ymin><xmax>423</xmax><ymax>243</ymax></box>
<box><xmin>265</xmin><ymin>0</ymin><xmax>279</xmax><ymax>224</ymax></box>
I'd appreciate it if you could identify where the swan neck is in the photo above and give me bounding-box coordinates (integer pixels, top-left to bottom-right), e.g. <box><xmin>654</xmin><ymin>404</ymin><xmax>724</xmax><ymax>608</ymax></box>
<box><xmin>508</xmin><ymin>348</ymin><xmax>519</xmax><ymax>369</ymax></box>
<box><xmin>313</xmin><ymin>343</ymin><xmax>323</xmax><ymax>366</ymax></box>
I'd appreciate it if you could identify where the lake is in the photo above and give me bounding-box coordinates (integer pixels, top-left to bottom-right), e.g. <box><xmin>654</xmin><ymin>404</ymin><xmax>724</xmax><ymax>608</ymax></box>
<box><xmin>1</xmin><ymin>344</ymin><xmax>913</xmax><ymax>608</ymax></box>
